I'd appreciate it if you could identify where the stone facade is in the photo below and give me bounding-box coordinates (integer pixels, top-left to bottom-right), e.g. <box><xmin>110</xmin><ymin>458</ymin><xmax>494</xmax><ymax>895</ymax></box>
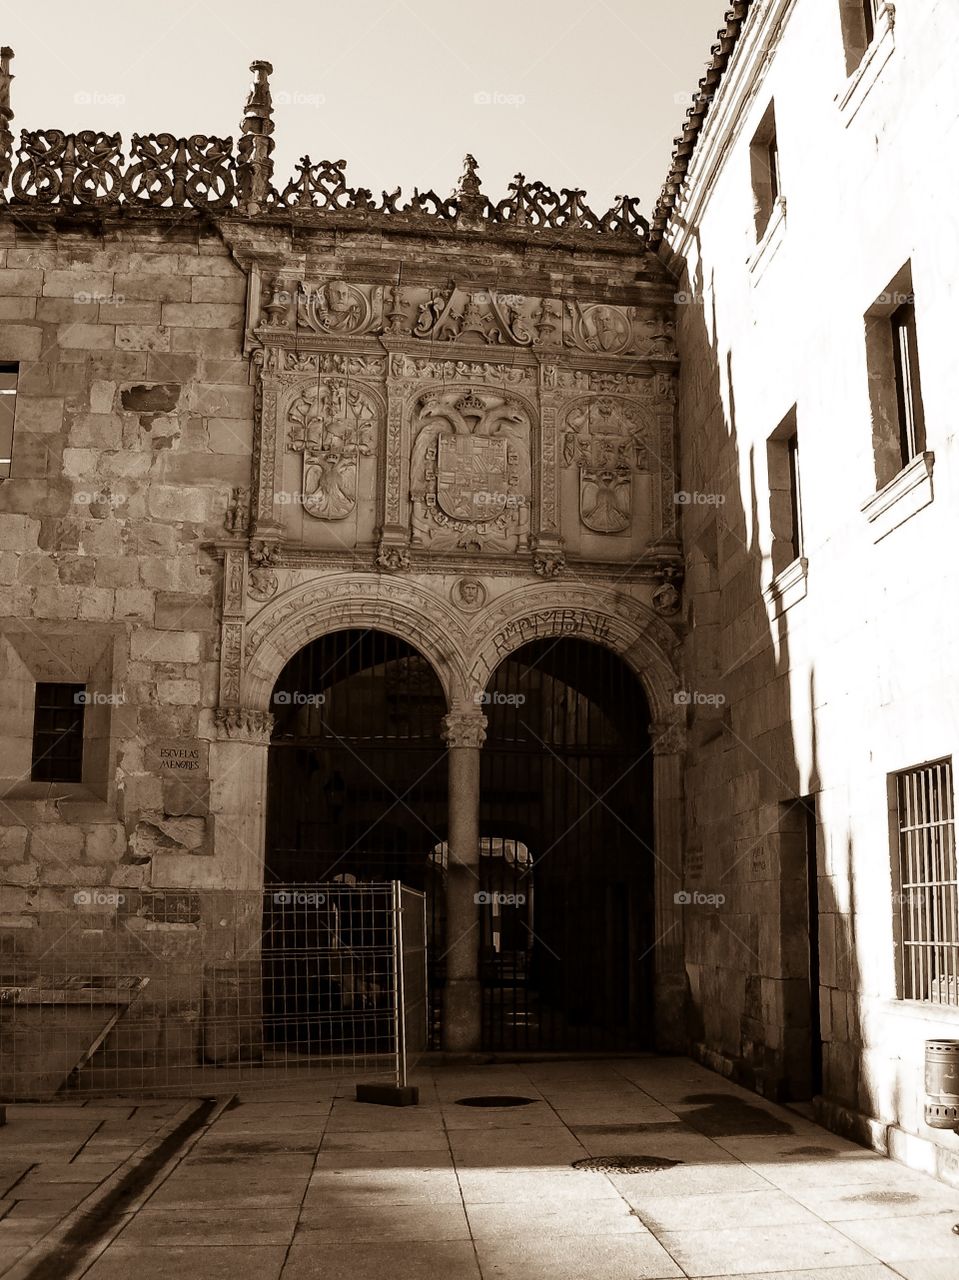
<box><xmin>0</xmin><ymin>55</ymin><xmax>688</xmax><ymax>1075</ymax></box>
<box><xmin>662</xmin><ymin>0</ymin><xmax>959</xmax><ymax>1179</ymax></box>
<box><xmin>2</xmin><ymin>0</ymin><xmax>958</xmax><ymax>1184</ymax></box>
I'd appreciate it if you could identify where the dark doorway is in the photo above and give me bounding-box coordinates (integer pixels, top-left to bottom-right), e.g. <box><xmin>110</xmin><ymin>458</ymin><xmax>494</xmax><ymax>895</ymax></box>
<box><xmin>803</xmin><ymin>794</ymin><xmax>824</xmax><ymax>1098</ymax></box>
<box><xmin>264</xmin><ymin>629</ymin><xmax>448</xmax><ymax>1046</ymax></box>
<box><xmin>479</xmin><ymin>637</ymin><xmax>655</xmax><ymax>1051</ymax></box>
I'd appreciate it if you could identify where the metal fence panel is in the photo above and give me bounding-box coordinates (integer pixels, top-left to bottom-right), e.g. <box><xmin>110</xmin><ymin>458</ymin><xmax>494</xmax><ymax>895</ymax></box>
<box><xmin>0</xmin><ymin>881</ymin><xmax>425</xmax><ymax>1099</ymax></box>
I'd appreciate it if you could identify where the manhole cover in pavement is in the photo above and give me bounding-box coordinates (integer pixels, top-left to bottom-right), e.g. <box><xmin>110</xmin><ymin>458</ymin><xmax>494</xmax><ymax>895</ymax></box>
<box><xmin>455</xmin><ymin>1095</ymin><xmax>537</xmax><ymax>1108</ymax></box>
<box><xmin>572</xmin><ymin>1155</ymin><xmax>682</xmax><ymax>1173</ymax></box>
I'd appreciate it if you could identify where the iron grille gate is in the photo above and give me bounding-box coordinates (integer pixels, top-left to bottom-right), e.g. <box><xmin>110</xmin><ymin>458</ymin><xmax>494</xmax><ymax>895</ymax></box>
<box><xmin>0</xmin><ymin>882</ymin><xmax>427</xmax><ymax>1100</ymax></box>
<box><xmin>266</xmin><ymin>629</ymin><xmax>448</xmax><ymax>1046</ymax></box>
<box><xmin>264</xmin><ymin>627</ymin><xmax>656</xmax><ymax>1053</ymax></box>
<box><xmin>479</xmin><ymin>637</ymin><xmax>655</xmax><ymax>1052</ymax></box>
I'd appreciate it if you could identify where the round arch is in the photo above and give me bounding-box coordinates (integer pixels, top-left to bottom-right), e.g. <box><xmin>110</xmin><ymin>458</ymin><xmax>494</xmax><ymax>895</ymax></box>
<box><xmin>463</xmin><ymin>582</ymin><xmax>683</xmax><ymax>730</ymax></box>
<box><xmin>244</xmin><ymin>574</ymin><xmax>471</xmax><ymax>713</ymax></box>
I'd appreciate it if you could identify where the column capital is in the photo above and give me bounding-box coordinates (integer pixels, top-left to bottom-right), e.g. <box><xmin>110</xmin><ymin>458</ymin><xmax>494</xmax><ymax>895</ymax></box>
<box><xmin>214</xmin><ymin>706</ymin><xmax>275</xmax><ymax>744</ymax></box>
<box><xmin>650</xmin><ymin>719</ymin><xmax>686</xmax><ymax>755</ymax></box>
<box><xmin>441</xmin><ymin>710</ymin><xmax>487</xmax><ymax>749</ymax></box>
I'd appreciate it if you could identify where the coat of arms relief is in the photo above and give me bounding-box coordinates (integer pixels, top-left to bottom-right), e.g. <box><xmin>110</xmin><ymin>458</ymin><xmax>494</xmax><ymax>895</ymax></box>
<box><xmin>561</xmin><ymin>396</ymin><xmax>651</xmax><ymax>535</ymax></box>
<box><xmin>409</xmin><ymin>390</ymin><xmax>532</xmax><ymax>552</ymax></box>
<box><xmin>285</xmin><ymin>378</ymin><xmax>378</xmax><ymax>520</ymax></box>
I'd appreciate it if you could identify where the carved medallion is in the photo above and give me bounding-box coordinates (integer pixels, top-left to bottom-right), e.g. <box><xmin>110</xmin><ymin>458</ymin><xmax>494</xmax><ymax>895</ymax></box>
<box><xmin>296</xmin><ymin>279</ymin><xmax>383</xmax><ymax>337</ymax></box>
<box><xmin>565</xmin><ymin>302</ymin><xmax>632</xmax><ymax>354</ymax></box>
<box><xmin>451</xmin><ymin>578</ymin><xmax>487</xmax><ymax>611</ymax></box>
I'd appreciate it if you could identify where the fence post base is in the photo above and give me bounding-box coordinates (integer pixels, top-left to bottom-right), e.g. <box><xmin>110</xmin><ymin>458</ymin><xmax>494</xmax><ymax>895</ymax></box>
<box><xmin>356</xmin><ymin>1082</ymin><xmax>419</xmax><ymax>1107</ymax></box>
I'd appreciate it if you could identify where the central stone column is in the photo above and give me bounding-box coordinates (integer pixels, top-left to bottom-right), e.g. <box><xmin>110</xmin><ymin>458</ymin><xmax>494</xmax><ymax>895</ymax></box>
<box><xmin>441</xmin><ymin>708</ymin><xmax>487</xmax><ymax>1052</ymax></box>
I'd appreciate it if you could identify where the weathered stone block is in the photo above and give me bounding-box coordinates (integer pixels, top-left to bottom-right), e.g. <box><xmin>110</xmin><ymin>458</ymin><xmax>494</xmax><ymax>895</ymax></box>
<box><xmin>116</xmin><ymin>325</ymin><xmax>171</xmax><ymax>352</ymax></box>
<box><xmin>119</xmin><ymin>383</ymin><xmax>181</xmax><ymax>414</ymax></box>
<box><xmin>157</xmin><ymin>679</ymin><xmax>201</xmax><ymax>706</ymax></box>
<box><xmin>28</xmin><ymin>823</ymin><xmax>85</xmax><ymax>863</ymax></box>
<box><xmin>113</xmin><ymin>589</ymin><xmax>155</xmax><ymax>619</ymax></box>
<box><xmin>0</xmin><ymin>267</ymin><xmax>43</xmax><ymax>295</ymax></box>
<box><xmin>131</xmin><ymin>630</ymin><xmax>200</xmax><ymax>664</ymax></box>
<box><xmin>0</xmin><ymin>325</ymin><xmax>42</xmax><ymax>360</ymax></box>
<box><xmin>41</xmin><ymin>270</ymin><xmax>115</xmax><ymax>299</ymax></box>
<box><xmin>0</xmin><ymin>297</ymin><xmax>37</xmax><ymax>320</ymax></box>
<box><xmin>191</xmin><ymin>275</ymin><xmax>245</xmax><ymax>303</ymax></box>
<box><xmin>78</xmin><ymin>588</ymin><xmax>116</xmax><ymax>621</ymax></box>
<box><xmin>56</xmin><ymin>324</ymin><xmax>116</xmax><ymax>350</ymax></box>
<box><xmin>154</xmin><ymin>592</ymin><xmax>213</xmax><ymax>631</ymax></box>
<box><xmin>112</xmin><ymin>273</ymin><xmax>191</xmax><ymax>302</ymax></box>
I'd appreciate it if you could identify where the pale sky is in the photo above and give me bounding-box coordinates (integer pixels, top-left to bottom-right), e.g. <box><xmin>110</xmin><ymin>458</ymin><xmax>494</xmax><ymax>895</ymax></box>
<box><xmin>4</xmin><ymin>0</ymin><xmax>727</xmax><ymax>213</ymax></box>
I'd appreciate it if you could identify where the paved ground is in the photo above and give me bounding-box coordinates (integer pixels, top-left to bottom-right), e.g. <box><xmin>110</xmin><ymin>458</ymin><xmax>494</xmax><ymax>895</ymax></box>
<box><xmin>3</xmin><ymin>1058</ymin><xmax>959</xmax><ymax>1278</ymax></box>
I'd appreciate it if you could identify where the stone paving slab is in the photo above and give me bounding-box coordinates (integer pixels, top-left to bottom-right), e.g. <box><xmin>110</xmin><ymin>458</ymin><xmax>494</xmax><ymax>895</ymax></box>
<box><xmin>5</xmin><ymin>1059</ymin><xmax>959</xmax><ymax>1279</ymax></box>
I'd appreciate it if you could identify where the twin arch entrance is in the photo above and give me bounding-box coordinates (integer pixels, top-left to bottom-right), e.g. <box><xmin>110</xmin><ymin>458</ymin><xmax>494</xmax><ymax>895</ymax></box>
<box><xmin>264</xmin><ymin>627</ymin><xmax>656</xmax><ymax>1052</ymax></box>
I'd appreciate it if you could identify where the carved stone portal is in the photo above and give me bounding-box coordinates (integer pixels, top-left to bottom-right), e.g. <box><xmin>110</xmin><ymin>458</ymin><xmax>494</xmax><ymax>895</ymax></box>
<box><xmin>286</xmin><ymin>378</ymin><xmax>378</xmax><ymax>520</ymax></box>
<box><xmin>409</xmin><ymin>389</ymin><xmax>531</xmax><ymax>552</ymax></box>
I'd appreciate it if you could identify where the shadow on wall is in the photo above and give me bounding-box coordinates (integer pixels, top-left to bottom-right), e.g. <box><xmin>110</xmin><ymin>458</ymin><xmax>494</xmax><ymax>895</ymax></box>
<box><xmin>677</xmin><ymin>236</ymin><xmax>869</xmax><ymax>1118</ymax></box>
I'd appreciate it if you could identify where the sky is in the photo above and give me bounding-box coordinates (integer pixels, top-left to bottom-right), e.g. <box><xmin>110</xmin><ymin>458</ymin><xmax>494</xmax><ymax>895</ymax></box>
<box><xmin>3</xmin><ymin>0</ymin><xmax>727</xmax><ymax>213</ymax></box>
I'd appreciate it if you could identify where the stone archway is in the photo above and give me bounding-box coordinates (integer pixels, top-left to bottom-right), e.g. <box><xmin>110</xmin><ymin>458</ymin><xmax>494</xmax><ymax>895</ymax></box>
<box><xmin>243</xmin><ymin>574</ymin><xmax>471</xmax><ymax>711</ymax></box>
<box><xmin>443</xmin><ymin>583</ymin><xmax>687</xmax><ymax>1052</ymax></box>
<box><xmin>214</xmin><ymin>572</ymin><xmax>687</xmax><ymax>1052</ymax></box>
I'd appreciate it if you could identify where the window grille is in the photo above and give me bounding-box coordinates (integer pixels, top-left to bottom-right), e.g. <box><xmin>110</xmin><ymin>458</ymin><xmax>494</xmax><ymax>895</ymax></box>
<box><xmin>895</xmin><ymin>759</ymin><xmax>957</xmax><ymax>1004</ymax></box>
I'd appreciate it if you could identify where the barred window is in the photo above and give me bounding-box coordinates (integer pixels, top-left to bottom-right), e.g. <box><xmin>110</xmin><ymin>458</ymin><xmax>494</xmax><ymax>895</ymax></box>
<box><xmin>895</xmin><ymin>759</ymin><xmax>957</xmax><ymax>1003</ymax></box>
<box><xmin>31</xmin><ymin>682</ymin><xmax>86</xmax><ymax>784</ymax></box>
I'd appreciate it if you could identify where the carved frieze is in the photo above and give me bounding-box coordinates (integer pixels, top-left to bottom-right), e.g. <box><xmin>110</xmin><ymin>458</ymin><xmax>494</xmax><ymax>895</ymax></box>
<box><xmin>254</xmin><ymin>276</ymin><xmax>678</xmax><ymax>362</ymax></box>
<box><xmin>389</xmin><ymin>354</ymin><xmax>535</xmax><ymax>385</ymax></box>
<box><xmin>409</xmin><ymin>389</ymin><xmax>531</xmax><ymax>553</ymax></box>
<box><xmin>219</xmin><ymin>621</ymin><xmax>244</xmax><ymax>706</ymax></box>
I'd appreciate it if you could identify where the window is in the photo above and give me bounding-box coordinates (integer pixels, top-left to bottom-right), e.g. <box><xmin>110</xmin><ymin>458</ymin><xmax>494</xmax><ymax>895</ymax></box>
<box><xmin>749</xmin><ymin>101</ymin><xmax>782</xmax><ymax>240</ymax></box>
<box><xmin>891</xmin><ymin>302</ymin><xmax>926</xmax><ymax>464</ymax></box>
<box><xmin>767</xmin><ymin>407</ymin><xmax>804</xmax><ymax>576</ymax></box>
<box><xmin>864</xmin><ymin>263</ymin><xmax>927</xmax><ymax>489</ymax></box>
<box><xmin>862</xmin><ymin>0</ymin><xmax>877</xmax><ymax>45</ymax></box>
<box><xmin>0</xmin><ymin>362</ymin><xmax>18</xmax><ymax>479</ymax></box>
<box><xmin>787</xmin><ymin>433</ymin><xmax>803</xmax><ymax>560</ymax></box>
<box><xmin>839</xmin><ymin>0</ymin><xmax>881</xmax><ymax>73</ymax></box>
<box><xmin>894</xmin><ymin>759</ymin><xmax>957</xmax><ymax>1004</ymax></box>
<box><xmin>31</xmin><ymin>682</ymin><xmax>86</xmax><ymax>783</ymax></box>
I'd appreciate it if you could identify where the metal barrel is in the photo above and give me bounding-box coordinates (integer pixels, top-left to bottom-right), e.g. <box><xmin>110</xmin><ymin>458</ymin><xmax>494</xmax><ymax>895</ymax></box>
<box><xmin>924</xmin><ymin>1040</ymin><xmax>959</xmax><ymax>1129</ymax></box>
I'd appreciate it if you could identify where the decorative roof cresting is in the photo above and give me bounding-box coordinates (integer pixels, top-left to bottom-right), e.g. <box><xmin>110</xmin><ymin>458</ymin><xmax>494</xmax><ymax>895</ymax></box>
<box><xmin>0</xmin><ymin>53</ymin><xmax>650</xmax><ymax>249</ymax></box>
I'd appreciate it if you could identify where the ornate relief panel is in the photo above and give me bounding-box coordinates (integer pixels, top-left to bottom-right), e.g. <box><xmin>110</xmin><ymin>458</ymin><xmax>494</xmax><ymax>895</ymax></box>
<box><xmin>286</xmin><ymin>378</ymin><xmax>378</xmax><ymax>521</ymax></box>
<box><xmin>409</xmin><ymin>388</ymin><xmax>532</xmax><ymax>553</ymax></box>
<box><xmin>244</xmin><ymin>267</ymin><xmax>680</xmax><ymax>576</ymax></box>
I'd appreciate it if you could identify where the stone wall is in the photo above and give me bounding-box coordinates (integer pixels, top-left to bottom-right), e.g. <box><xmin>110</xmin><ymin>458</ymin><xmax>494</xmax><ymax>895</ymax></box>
<box><xmin>0</xmin><ymin>216</ymin><xmax>250</xmax><ymax>987</ymax></box>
